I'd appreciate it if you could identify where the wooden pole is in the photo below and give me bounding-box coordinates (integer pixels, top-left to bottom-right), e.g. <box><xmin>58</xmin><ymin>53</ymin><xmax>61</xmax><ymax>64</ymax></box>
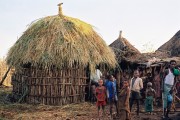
<box><xmin>175</xmin><ymin>95</ymin><xmax>180</xmax><ymax>102</ymax></box>
<box><xmin>0</xmin><ymin>66</ymin><xmax>12</xmax><ymax>86</ymax></box>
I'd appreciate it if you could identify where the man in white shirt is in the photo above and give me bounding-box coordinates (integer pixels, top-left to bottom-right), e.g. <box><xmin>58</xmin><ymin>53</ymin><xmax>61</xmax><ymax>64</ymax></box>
<box><xmin>130</xmin><ymin>70</ymin><xmax>143</xmax><ymax>116</ymax></box>
<box><xmin>162</xmin><ymin>60</ymin><xmax>177</xmax><ymax>118</ymax></box>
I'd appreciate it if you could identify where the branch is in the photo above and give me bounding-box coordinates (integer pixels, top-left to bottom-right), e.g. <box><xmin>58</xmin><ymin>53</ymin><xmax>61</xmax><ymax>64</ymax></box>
<box><xmin>0</xmin><ymin>66</ymin><xmax>12</xmax><ymax>86</ymax></box>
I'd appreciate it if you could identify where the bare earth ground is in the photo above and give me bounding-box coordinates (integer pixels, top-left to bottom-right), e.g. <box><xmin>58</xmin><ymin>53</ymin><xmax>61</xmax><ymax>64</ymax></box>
<box><xmin>0</xmin><ymin>87</ymin><xmax>180</xmax><ymax>120</ymax></box>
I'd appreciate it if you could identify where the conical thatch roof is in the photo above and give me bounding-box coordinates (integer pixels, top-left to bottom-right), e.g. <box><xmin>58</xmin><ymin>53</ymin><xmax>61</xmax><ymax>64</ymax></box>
<box><xmin>157</xmin><ymin>30</ymin><xmax>180</xmax><ymax>56</ymax></box>
<box><xmin>109</xmin><ymin>31</ymin><xmax>141</xmax><ymax>62</ymax></box>
<box><xmin>6</xmin><ymin>4</ymin><xmax>117</xmax><ymax>70</ymax></box>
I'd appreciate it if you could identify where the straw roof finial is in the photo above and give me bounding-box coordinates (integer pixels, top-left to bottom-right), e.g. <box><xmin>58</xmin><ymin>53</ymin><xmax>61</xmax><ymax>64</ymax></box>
<box><xmin>57</xmin><ymin>3</ymin><xmax>63</xmax><ymax>16</ymax></box>
<box><xmin>119</xmin><ymin>30</ymin><xmax>122</xmax><ymax>39</ymax></box>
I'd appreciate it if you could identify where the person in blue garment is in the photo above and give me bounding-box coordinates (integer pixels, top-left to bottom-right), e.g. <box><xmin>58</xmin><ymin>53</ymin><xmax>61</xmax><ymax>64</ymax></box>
<box><xmin>105</xmin><ymin>74</ymin><xmax>118</xmax><ymax>118</ymax></box>
<box><xmin>162</xmin><ymin>60</ymin><xmax>180</xmax><ymax>118</ymax></box>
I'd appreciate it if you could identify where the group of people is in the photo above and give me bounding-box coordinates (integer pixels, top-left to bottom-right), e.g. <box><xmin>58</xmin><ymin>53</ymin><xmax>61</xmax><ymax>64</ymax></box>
<box><xmin>91</xmin><ymin>60</ymin><xmax>180</xmax><ymax>120</ymax></box>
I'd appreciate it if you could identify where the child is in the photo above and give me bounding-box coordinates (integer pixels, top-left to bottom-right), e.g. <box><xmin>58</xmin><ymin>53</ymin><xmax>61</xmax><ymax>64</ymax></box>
<box><xmin>130</xmin><ymin>70</ymin><xmax>143</xmax><ymax>116</ymax></box>
<box><xmin>96</xmin><ymin>79</ymin><xmax>107</xmax><ymax>119</ymax></box>
<box><xmin>105</xmin><ymin>75</ymin><xmax>118</xmax><ymax>117</ymax></box>
<box><xmin>145</xmin><ymin>82</ymin><xmax>156</xmax><ymax>114</ymax></box>
<box><xmin>118</xmin><ymin>80</ymin><xmax>130</xmax><ymax>120</ymax></box>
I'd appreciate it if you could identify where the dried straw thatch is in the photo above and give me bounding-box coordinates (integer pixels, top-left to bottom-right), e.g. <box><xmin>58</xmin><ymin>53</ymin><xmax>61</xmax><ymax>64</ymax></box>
<box><xmin>157</xmin><ymin>30</ymin><xmax>180</xmax><ymax>57</ymax></box>
<box><xmin>109</xmin><ymin>31</ymin><xmax>141</xmax><ymax>63</ymax></box>
<box><xmin>6</xmin><ymin>4</ymin><xmax>117</xmax><ymax>71</ymax></box>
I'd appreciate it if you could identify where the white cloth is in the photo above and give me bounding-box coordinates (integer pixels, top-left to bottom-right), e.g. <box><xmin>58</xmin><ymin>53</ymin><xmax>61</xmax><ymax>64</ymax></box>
<box><xmin>164</xmin><ymin>69</ymin><xmax>175</xmax><ymax>86</ymax></box>
<box><xmin>130</xmin><ymin>77</ymin><xmax>143</xmax><ymax>92</ymax></box>
<box><xmin>90</xmin><ymin>69</ymin><xmax>102</xmax><ymax>82</ymax></box>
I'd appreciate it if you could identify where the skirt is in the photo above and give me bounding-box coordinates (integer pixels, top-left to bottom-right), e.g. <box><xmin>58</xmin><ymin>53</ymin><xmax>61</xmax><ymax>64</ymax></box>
<box><xmin>145</xmin><ymin>96</ymin><xmax>153</xmax><ymax>112</ymax></box>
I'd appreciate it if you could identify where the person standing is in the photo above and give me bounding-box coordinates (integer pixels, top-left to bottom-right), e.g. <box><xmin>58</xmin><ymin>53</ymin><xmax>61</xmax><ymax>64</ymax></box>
<box><xmin>145</xmin><ymin>82</ymin><xmax>156</xmax><ymax>114</ymax></box>
<box><xmin>105</xmin><ymin>75</ymin><xmax>118</xmax><ymax>118</ymax></box>
<box><xmin>162</xmin><ymin>60</ymin><xmax>177</xmax><ymax>118</ymax></box>
<box><xmin>95</xmin><ymin>79</ymin><xmax>107</xmax><ymax>119</ymax></box>
<box><xmin>130</xmin><ymin>70</ymin><xmax>143</xmax><ymax>116</ymax></box>
<box><xmin>118</xmin><ymin>80</ymin><xmax>131</xmax><ymax>120</ymax></box>
<box><xmin>89</xmin><ymin>68</ymin><xmax>102</xmax><ymax>101</ymax></box>
<box><xmin>153</xmin><ymin>70</ymin><xmax>161</xmax><ymax>99</ymax></box>
<box><xmin>90</xmin><ymin>68</ymin><xmax>102</xmax><ymax>87</ymax></box>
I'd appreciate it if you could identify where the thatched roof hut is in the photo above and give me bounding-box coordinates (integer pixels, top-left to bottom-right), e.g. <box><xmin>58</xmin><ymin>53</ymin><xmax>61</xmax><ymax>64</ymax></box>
<box><xmin>109</xmin><ymin>31</ymin><xmax>142</xmax><ymax>73</ymax></box>
<box><xmin>6</xmin><ymin>4</ymin><xmax>117</xmax><ymax>105</ymax></box>
<box><xmin>109</xmin><ymin>31</ymin><xmax>141</xmax><ymax>63</ymax></box>
<box><xmin>7</xmin><ymin>5</ymin><xmax>116</xmax><ymax>71</ymax></box>
<box><xmin>157</xmin><ymin>30</ymin><xmax>180</xmax><ymax>56</ymax></box>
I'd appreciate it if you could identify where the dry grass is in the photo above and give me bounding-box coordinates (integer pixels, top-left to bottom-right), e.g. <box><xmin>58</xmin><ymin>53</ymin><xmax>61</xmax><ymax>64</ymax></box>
<box><xmin>6</xmin><ymin>15</ymin><xmax>117</xmax><ymax>71</ymax></box>
<box><xmin>0</xmin><ymin>59</ymin><xmax>12</xmax><ymax>87</ymax></box>
<box><xmin>157</xmin><ymin>30</ymin><xmax>180</xmax><ymax>57</ymax></box>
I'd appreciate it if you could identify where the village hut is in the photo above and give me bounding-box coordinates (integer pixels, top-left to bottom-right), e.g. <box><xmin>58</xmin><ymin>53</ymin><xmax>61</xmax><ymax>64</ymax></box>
<box><xmin>144</xmin><ymin>30</ymin><xmax>180</xmax><ymax>68</ymax></box>
<box><xmin>157</xmin><ymin>30</ymin><xmax>180</xmax><ymax>57</ymax></box>
<box><xmin>6</xmin><ymin>3</ymin><xmax>117</xmax><ymax>105</ymax></box>
<box><xmin>136</xmin><ymin>29</ymin><xmax>180</xmax><ymax>77</ymax></box>
<box><xmin>109</xmin><ymin>31</ymin><xmax>141</xmax><ymax>73</ymax></box>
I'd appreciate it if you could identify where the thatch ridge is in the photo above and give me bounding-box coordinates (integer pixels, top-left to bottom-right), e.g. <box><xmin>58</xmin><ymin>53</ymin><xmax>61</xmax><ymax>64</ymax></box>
<box><xmin>109</xmin><ymin>38</ymin><xmax>140</xmax><ymax>55</ymax></box>
<box><xmin>109</xmin><ymin>32</ymin><xmax>141</xmax><ymax>63</ymax></box>
<box><xmin>157</xmin><ymin>30</ymin><xmax>180</xmax><ymax>56</ymax></box>
<box><xmin>6</xmin><ymin>15</ymin><xmax>117</xmax><ymax>70</ymax></box>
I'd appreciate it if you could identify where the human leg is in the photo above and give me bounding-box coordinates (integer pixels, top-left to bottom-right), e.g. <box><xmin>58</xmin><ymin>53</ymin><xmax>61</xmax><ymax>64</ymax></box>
<box><xmin>126</xmin><ymin>110</ymin><xmax>130</xmax><ymax>120</ymax></box>
<box><xmin>136</xmin><ymin>99</ymin><xmax>140</xmax><ymax>115</ymax></box>
<box><xmin>166</xmin><ymin>102</ymin><xmax>172</xmax><ymax>118</ymax></box>
<box><xmin>110</xmin><ymin>102</ymin><xmax>113</xmax><ymax>117</ymax></box>
<box><xmin>114</xmin><ymin>100</ymin><xmax>119</xmax><ymax>115</ymax></box>
<box><xmin>130</xmin><ymin>98</ymin><xmax>134</xmax><ymax>112</ymax></box>
<box><xmin>163</xmin><ymin>84</ymin><xmax>172</xmax><ymax>118</ymax></box>
<box><xmin>102</xmin><ymin>105</ymin><xmax>105</xmax><ymax>119</ymax></box>
<box><xmin>98</xmin><ymin>105</ymin><xmax>100</xmax><ymax>117</ymax></box>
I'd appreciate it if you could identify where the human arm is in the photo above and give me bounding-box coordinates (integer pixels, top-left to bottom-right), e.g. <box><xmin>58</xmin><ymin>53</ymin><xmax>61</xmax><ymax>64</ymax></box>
<box><xmin>99</xmin><ymin>69</ymin><xmax>102</xmax><ymax>78</ymax></box>
<box><xmin>153</xmin><ymin>89</ymin><xmax>156</xmax><ymax>103</ymax></box>
<box><xmin>145</xmin><ymin>89</ymin><xmax>148</xmax><ymax>98</ymax></box>
<box><xmin>129</xmin><ymin>78</ymin><xmax>132</xmax><ymax>90</ymax></box>
<box><xmin>125</xmin><ymin>87</ymin><xmax>130</xmax><ymax>106</ymax></box>
<box><xmin>153</xmin><ymin>89</ymin><xmax>156</xmax><ymax>99</ymax></box>
<box><xmin>104</xmin><ymin>87</ymin><xmax>107</xmax><ymax>99</ymax></box>
<box><xmin>139</xmin><ymin>78</ymin><xmax>143</xmax><ymax>90</ymax></box>
<box><xmin>153</xmin><ymin>66</ymin><xmax>157</xmax><ymax>75</ymax></box>
<box><xmin>172</xmin><ymin>78</ymin><xmax>178</xmax><ymax>93</ymax></box>
<box><xmin>161</xmin><ymin>68</ymin><xmax>168</xmax><ymax>92</ymax></box>
<box><xmin>95</xmin><ymin>88</ymin><xmax>98</xmax><ymax>99</ymax></box>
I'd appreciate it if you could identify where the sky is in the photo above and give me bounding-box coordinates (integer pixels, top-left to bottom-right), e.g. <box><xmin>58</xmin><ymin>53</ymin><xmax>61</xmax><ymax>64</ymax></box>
<box><xmin>0</xmin><ymin>0</ymin><xmax>180</xmax><ymax>58</ymax></box>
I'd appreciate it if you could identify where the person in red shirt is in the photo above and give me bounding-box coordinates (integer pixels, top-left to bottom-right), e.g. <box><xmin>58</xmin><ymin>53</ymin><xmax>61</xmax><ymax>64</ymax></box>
<box><xmin>96</xmin><ymin>79</ymin><xmax>107</xmax><ymax>119</ymax></box>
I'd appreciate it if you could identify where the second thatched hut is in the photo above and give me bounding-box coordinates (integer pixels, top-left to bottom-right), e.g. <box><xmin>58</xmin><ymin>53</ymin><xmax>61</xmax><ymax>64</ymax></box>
<box><xmin>109</xmin><ymin>31</ymin><xmax>141</xmax><ymax>72</ymax></box>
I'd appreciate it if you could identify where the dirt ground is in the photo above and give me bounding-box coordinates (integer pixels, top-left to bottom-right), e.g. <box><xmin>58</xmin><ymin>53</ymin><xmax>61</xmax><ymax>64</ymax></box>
<box><xmin>0</xmin><ymin>87</ymin><xmax>180</xmax><ymax>120</ymax></box>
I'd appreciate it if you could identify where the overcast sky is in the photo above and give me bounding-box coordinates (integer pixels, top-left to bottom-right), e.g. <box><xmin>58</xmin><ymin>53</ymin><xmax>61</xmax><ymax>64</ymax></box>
<box><xmin>0</xmin><ymin>0</ymin><xmax>180</xmax><ymax>58</ymax></box>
